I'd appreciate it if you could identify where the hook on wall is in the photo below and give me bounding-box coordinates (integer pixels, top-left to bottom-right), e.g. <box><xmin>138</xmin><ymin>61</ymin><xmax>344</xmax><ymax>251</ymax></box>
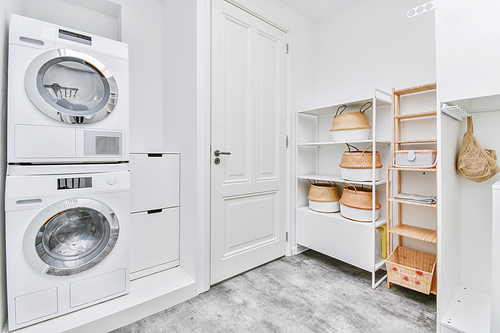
<box><xmin>407</xmin><ymin>1</ymin><xmax>436</xmax><ymax>18</ymax></box>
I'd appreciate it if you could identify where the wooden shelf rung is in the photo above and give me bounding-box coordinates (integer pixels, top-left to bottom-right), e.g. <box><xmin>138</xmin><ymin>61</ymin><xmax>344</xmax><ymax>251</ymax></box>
<box><xmin>394</xmin><ymin>139</ymin><xmax>437</xmax><ymax>144</ymax></box>
<box><xmin>394</xmin><ymin>111</ymin><xmax>437</xmax><ymax>120</ymax></box>
<box><xmin>394</xmin><ymin>83</ymin><xmax>436</xmax><ymax>96</ymax></box>
<box><xmin>389</xmin><ymin>224</ymin><xmax>437</xmax><ymax>243</ymax></box>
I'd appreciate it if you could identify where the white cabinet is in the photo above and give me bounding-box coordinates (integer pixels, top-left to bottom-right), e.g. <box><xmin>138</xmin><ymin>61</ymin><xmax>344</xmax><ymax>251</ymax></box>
<box><xmin>130</xmin><ymin>208</ymin><xmax>180</xmax><ymax>279</ymax></box>
<box><xmin>295</xmin><ymin>89</ymin><xmax>392</xmax><ymax>288</ymax></box>
<box><xmin>130</xmin><ymin>152</ymin><xmax>180</xmax><ymax>280</ymax></box>
<box><xmin>438</xmin><ymin>94</ymin><xmax>500</xmax><ymax>333</ymax></box>
<box><xmin>130</xmin><ymin>153</ymin><xmax>179</xmax><ymax>212</ymax></box>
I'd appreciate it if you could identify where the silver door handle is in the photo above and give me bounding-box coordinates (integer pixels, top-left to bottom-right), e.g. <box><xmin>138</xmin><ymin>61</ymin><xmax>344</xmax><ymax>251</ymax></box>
<box><xmin>214</xmin><ymin>150</ymin><xmax>231</xmax><ymax>157</ymax></box>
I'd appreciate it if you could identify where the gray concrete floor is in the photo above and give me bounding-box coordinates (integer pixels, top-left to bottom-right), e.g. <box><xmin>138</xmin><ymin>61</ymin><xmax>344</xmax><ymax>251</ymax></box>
<box><xmin>111</xmin><ymin>250</ymin><xmax>436</xmax><ymax>333</ymax></box>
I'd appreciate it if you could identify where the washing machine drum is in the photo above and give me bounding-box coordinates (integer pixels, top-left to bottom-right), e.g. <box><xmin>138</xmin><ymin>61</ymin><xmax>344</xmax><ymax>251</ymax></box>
<box><xmin>24</xmin><ymin>49</ymin><xmax>118</xmax><ymax>125</ymax></box>
<box><xmin>24</xmin><ymin>198</ymin><xmax>119</xmax><ymax>276</ymax></box>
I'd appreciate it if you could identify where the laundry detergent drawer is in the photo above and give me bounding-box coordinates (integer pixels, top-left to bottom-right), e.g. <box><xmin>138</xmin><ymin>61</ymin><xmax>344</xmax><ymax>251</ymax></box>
<box><xmin>130</xmin><ymin>207</ymin><xmax>180</xmax><ymax>280</ymax></box>
<box><xmin>130</xmin><ymin>153</ymin><xmax>179</xmax><ymax>213</ymax></box>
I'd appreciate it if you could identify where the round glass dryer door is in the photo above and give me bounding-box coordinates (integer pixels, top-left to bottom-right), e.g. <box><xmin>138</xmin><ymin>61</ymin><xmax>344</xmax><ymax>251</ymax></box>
<box><xmin>23</xmin><ymin>198</ymin><xmax>119</xmax><ymax>276</ymax></box>
<box><xmin>25</xmin><ymin>49</ymin><xmax>118</xmax><ymax>124</ymax></box>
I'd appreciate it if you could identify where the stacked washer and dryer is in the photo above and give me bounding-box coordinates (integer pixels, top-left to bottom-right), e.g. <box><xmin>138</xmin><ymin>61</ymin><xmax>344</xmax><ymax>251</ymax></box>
<box><xmin>5</xmin><ymin>14</ymin><xmax>131</xmax><ymax>331</ymax></box>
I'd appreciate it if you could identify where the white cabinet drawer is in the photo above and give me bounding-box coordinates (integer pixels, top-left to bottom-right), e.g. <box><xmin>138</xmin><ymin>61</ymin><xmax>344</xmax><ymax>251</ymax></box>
<box><xmin>130</xmin><ymin>153</ymin><xmax>179</xmax><ymax>212</ymax></box>
<box><xmin>130</xmin><ymin>207</ymin><xmax>179</xmax><ymax>280</ymax></box>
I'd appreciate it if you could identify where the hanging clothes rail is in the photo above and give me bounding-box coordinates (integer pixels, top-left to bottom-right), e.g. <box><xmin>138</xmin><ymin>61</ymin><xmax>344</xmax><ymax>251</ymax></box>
<box><xmin>441</xmin><ymin>103</ymin><xmax>472</xmax><ymax>121</ymax></box>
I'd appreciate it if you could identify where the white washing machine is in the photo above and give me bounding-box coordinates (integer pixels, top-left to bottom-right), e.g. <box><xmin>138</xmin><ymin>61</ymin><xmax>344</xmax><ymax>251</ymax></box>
<box><xmin>5</xmin><ymin>163</ymin><xmax>130</xmax><ymax>331</ymax></box>
<box><xmin>7</xmin><ymin>14</ymin><xmax>129</xmax><ymax>164</ymax></box>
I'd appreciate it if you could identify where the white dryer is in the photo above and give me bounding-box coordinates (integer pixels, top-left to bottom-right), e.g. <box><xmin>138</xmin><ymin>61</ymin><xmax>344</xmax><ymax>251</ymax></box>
<box><xmin>5</xmin><ymin>164</ymin><xmax>130</xmax><ymax>331</ymax></box>
<box><xmin>7</xmin><ymin>14</ymin><xmax>129</xmax><ymax>164</ymax></box>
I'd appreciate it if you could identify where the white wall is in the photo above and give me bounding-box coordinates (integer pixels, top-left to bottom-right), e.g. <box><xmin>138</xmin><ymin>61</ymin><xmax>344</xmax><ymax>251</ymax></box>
<box><xmin>111</xmin><ymin>0</ymin><xmax>165</xmax><ymax>153</ymax></box>
<box><xmin>435</xmin><ymin>0</ymin><xmax>500</xmax><ymax>103</ymax></box>
<box><xmin>163</xmin><ymin>0</ymin><xmax>199</xmax><ymax>285</ymax></box>
<box><xmin>26</xmin><ymin>0</ymin><xmax>119</xmax><ymax>40</ymax></box>
<box><xmin>314</xmin><ymin>0</ymin><xmax>436</xmax><ymax>105</ymax></box>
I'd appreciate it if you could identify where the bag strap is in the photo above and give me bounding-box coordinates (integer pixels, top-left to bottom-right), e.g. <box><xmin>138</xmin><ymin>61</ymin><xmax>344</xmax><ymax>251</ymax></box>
<box><xmin>307</xmin><ymin>179</ymin><xmax>313</xmax><ymax>185</ymax></box>
<box><xmin>467</xmin><ymin>116</ymin><xmax>473</xmax><ymax>133</ymax></box>
<box><xmin>363</xmin><ymin>145</ymin><xmax>374</xmax><ymax>153</ymax></box>
<box><xmin>346</xmin><ymin>143</ymin><xmax>360</xmax><ymax>152</ymax></box>
<box><xmin>335</xmin><ymin>105</ymin><xmax>347</xmax><ymax>116</ymax></box>
<box><xmin>342</xmin><ymin>181</ymin><xmax>357</xmax><ymax>193</ymax></box>
<box><xmin>328</xmin><ymin>181</ymin><xmax>337</xmax><ymax>187</ymax></box>
<box><xmin>359</xmin><ymin>102</ymin><xmax>372</xmax><ymax>113</ymax></box>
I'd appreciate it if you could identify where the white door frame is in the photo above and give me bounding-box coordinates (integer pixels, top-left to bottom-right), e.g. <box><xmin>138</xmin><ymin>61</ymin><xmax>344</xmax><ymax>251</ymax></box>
<box><xmin>200</xmin><ymin>0</ymin><xmax>292</xmax><ymax>291</ymax></box>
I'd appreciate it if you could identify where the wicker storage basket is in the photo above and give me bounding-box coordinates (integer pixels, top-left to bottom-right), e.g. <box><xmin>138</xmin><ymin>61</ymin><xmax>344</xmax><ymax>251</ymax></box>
<box><xmin>339</xmin><ymin>182</ymin><xmax>381</xmax><ymax>221</ymax></box>
<box><xmin>339</xmin><ymin>182</ymin><xmax>381</xmax><ymax>210</ymax></box>
<box><xmin>340</xmin><ymin>144</ymin><xmax>382</xmax><ymax>181</ymax></box>
<box><xmin>307</xmin><ymin>181</ymin><xmax>340</xmax><ymax>213</ymax></box>
<box><xmin>394</xmin><ymin>150</ymin><xmax>437</xmax><ymax>168</ymax></box>
<box><xmin>386</xmin><ymin>246</ymin><xmax>436</xmax><ymax>295</ymax></box>
<box><xmin>330</xmin><ymin>103</ymin><xmax>372</xmax><ymax>141</ymax></box>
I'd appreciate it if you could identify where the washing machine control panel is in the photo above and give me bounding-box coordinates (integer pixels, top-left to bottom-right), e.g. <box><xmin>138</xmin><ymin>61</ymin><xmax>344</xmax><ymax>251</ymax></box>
<box><xmin>57</xmin><ymin>177</ymin><xmax>92</xmax><ymax>190</ymax></box>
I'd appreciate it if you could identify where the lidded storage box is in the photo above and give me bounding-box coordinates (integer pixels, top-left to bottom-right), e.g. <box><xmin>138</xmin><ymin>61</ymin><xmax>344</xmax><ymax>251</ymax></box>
<box><xmin>339</xmin><ymin>182</ymin><xmax>381</xmax><ymax>222</ymax></box>
<box><xmin>385</xmin><ymin>246</ymin><xmax>436</xmax><ymax>295</ymax></box>
<box><xmin>394</xmin><ymin>150</ymin><xmax>437</xmax><ymax>168</ymax></box>
<box><xmin>307</xmin><ymin>180</ymin><xmax>340</xmax><ymax>213</ymax></box>
<box><xmin>339</xmin><ymin>144</ymin><xmax>382</xmax><ymax>181</ymax></box>
<box><xmin>330</xmin><ymin>102</ymin><xmax>372</xmax><ymax>141</ymax></box>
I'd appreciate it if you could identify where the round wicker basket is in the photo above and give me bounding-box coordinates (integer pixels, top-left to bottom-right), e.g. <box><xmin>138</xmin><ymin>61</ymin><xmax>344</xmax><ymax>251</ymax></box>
<box><xmin>330</xmin><ymin>102</ymin><xmax>372</xmax><ymax>132</ymax></box>
<box><xmin>339</xmin><ymin>144</ymin><xmax>382</xmax><ymax>169</ymax></box>
<box><xmin>307</xmin><ymin>181</ymin><xmax>340</xmax><ymax>203</ymax></box>
<box><xmin>339</xmin><ymin>182</ymin><xmax>381</xmax><ymax>210</ymax></box>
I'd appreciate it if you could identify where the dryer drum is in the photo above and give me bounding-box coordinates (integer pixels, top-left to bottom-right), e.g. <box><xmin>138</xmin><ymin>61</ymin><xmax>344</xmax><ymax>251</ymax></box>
<box><xmin>25</xmin><ymin>49</ymin><xmax>119</xmax><ymax>124</ymax></box>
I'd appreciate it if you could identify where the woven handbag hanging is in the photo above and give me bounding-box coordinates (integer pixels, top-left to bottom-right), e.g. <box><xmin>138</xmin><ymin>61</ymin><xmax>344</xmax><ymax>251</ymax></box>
<box><xmin>457</xmin><ymin>116</ymin><xmax>500</xmax><ymax>183</ymax></box>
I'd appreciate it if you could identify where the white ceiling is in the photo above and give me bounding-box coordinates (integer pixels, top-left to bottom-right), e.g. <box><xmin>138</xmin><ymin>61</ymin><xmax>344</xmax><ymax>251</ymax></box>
<box><xmin>277</xmin><ymin>0</ymin><xmax>366</xmax><ymax>24</ymax></box>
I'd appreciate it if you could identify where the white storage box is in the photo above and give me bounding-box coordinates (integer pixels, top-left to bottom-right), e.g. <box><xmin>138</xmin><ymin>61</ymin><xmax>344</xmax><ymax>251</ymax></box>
<box><xmin>394</xmin><ymin>150</ymin><xmax>437</xmax><ymax>168</ymax></box>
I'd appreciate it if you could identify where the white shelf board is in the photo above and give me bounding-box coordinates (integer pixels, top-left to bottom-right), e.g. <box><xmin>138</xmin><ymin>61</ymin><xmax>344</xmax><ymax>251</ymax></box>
<box><xmin>298</xmin><ymin>95</ymin><xmax>391</xmax><ymax>117</ymax></box>
<box><xmin>298</xmin><ymin>174</ymin><xmax>386</xmax><ymax>186</ymax></box>
<box><xmin>297</xmin><ymin>206</ymin><xmax>387</xmax><ymax>228</ymax></box>
<box><xmin>298</xmin><ymin>140</ymin><xmax>392</xmax><ymax>147</ymax></box>
<box><xmin>375</xmin><ymin>259</ymin><xmax>386</xmax><ymax>270</ymax></box>
<box><xmin>440</xmin><ymin>286</ymin><xmax>491</xmax><ymax>333</ymax></box>
<box><xmin>444</xmin><ymin>94</ymin><xmax>500</xmax><ymax>114</ymax></box>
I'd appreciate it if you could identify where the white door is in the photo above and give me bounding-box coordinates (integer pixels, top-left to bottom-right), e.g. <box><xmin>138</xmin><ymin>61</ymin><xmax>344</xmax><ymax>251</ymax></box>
<box><xmin>211</xmin><ymin>0</ymin><xmax>288</xmax><ymax>284</ymax></box>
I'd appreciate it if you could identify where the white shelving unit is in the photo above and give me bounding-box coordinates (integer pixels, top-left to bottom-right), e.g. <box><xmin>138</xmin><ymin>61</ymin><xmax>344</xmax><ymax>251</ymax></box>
<box><xmin>438</xmin><ymin>94</ymin><xmax>500</xmax><ymax>333</ymax></box>
<box><xmin>295</xmin><ymin>89</ymin><xmax>392</xmax><ymax>288</ymax></box>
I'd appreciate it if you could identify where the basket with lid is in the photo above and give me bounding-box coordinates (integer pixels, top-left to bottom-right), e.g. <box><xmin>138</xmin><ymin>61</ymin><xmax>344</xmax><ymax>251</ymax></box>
<box><xmin>394</xmin><ymin>150</ymin><xmax>437</xmax><ymax>168</ymax></box>
<box><xmin>339</xmin><ymin>144</ymin><xmax>382</xmax><ymax>181</ymax></box>
<box><xmin>339</xmin><ymin>182</ymin><xmax>381</xmax><ymax>221</ymax></box>
<box><xmin>330</xmin><ymin>102</ymin><xmax>372</xmax><ymax>141</ymax></box>
<box><xmin>307</xmin><ymin>180</ymin><xmax>340</xmax><ymax>213</ymax></box>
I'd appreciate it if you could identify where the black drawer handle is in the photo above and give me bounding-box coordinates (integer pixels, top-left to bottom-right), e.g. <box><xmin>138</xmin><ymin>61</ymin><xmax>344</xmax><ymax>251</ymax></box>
<box><xmin>148</xmin><ymin>153</ymin><xmax>163</xmax><ymax>158</ymax></box>
<box><xmin>147</xmin><ymin>209</ymin><xmax>163</xmax><ymax>215</ymax></box>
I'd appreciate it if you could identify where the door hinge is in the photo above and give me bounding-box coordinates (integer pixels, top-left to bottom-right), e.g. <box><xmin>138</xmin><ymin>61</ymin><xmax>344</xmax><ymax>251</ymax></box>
<box><xmin>286</xmin><ymin>43</ymin><xmax>289</xmax><ymax>54</ymax></box>
<box><xmin>286</xmin><ymin>231</ymin><xmax>288</xmax><ymax>242</ymax></box>
<box><xmin>286</xmin><ymin>135</ymin><xmax>288</xmax><ymax>148</ymax></box>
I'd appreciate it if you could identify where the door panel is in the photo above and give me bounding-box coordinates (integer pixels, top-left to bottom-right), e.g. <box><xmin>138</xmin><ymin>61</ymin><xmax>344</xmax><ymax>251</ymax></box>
<box><xmin>223</xmin><ymin>16</ymin><xmax>251</xmax><ymax>184</ymax></box>
<box><xmin>257</xmin><ymin>31</ymin><xmax>279</xmax><ymax>181</ymax></box>
<box><xmin>211</xmin><ymin>0</ymin><xmax>287</xmax><ymax>284</ymax></box>
<box><xmin>223</xmin><ymin>192</ymin><xmax>278</xmax><ymax>256</ymax></box>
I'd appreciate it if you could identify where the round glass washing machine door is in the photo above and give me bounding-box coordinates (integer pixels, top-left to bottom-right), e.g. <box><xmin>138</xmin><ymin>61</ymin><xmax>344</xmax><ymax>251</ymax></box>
<box><xmin>23</xmin><ymin>198</ymin><xmax>119</xmax><ymax>276</ymax></box>
<box><xmin>24</xmin><ymin>49</ymin><xmax>118</xmax><ymax>125</ymax></box>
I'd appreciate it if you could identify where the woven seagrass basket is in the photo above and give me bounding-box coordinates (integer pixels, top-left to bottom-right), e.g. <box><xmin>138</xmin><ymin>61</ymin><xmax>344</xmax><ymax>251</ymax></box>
<box><xmin>307</xmin><ymin>181</ymin><xmax>340</xmax><ymax>203</ymax></box>
<box><xmin>339</xmin><ymin>182</ymin><xmax>381</xmax><ymax>210</ymax></box>
<box><xmin>330</xmin><ymin>102</ymin><xmax>372</xmax><ymax>132</ymax></box>
<box><xmin>339</xmin><ymin>144</ymin><xmax>382</xmax><ymax>169</ymax></box>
